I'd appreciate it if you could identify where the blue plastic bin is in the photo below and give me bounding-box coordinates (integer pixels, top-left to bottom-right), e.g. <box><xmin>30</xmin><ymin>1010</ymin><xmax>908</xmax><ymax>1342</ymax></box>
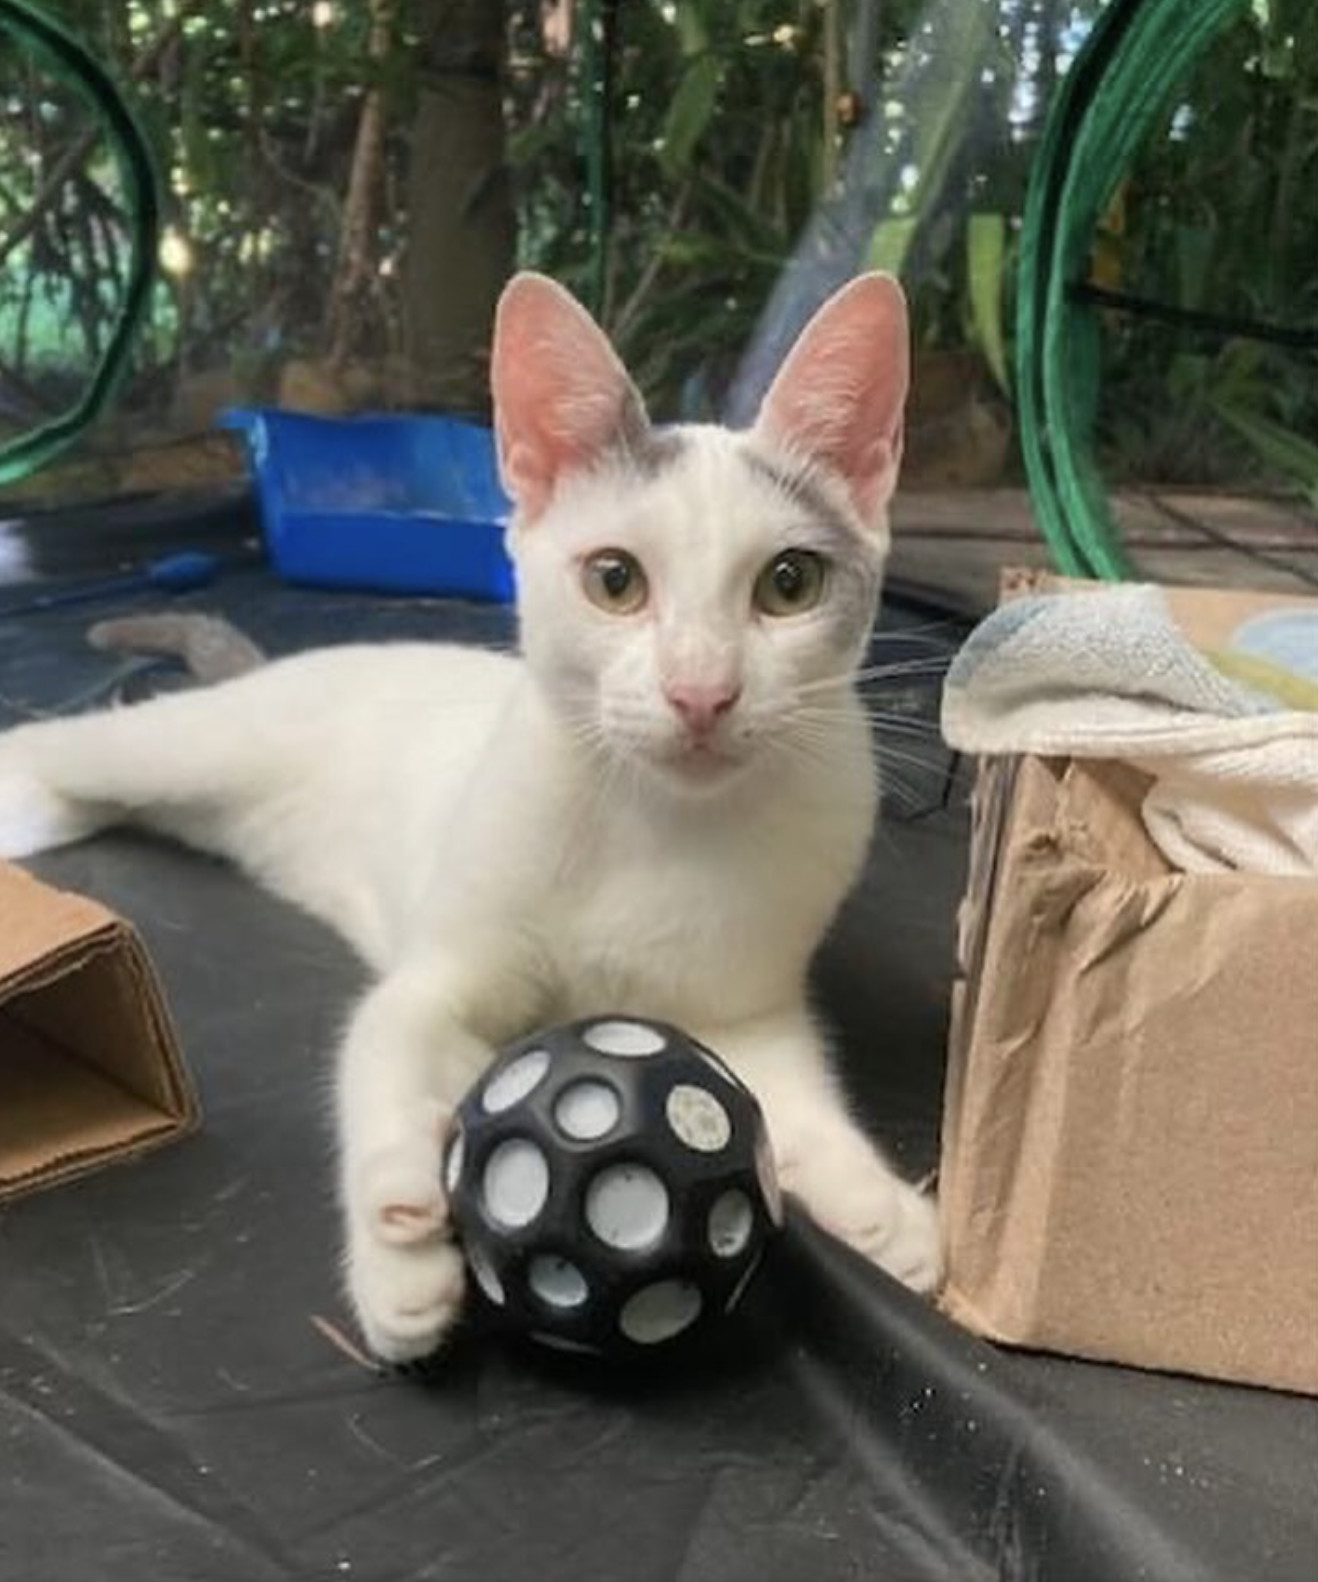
<box><xmin>223</xmin><ymin>409</ymin><xmax>516</xmax><ymax>602</ymax></box>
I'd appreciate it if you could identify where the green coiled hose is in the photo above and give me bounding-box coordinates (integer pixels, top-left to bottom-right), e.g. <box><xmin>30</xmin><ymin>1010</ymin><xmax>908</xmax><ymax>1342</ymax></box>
<box><xmin>1016</xmin><ymin>0</ymin><xmax>1251</xmax><ymax>579</ymax></box>
<box><xmin>0</xmin><ymin>0</ymin><xmax>159</xmax><ymax>486</ymax></box>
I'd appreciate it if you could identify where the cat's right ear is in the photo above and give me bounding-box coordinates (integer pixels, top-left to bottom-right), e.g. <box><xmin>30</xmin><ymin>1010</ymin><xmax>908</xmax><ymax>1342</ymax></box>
<box><xmin>751</xmin><ymin>272</ymin><xmax>909</xmax><ymax>531</ymax></box>
<box><xmin>491</xmin><ymin>272</ymin><xmax>648</xmax><ymax>522</ymax></box>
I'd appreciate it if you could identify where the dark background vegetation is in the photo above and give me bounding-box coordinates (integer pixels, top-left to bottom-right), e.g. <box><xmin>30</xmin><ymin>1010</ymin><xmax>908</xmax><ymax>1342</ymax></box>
<box><xmin>2</xmin><ymin>0</ymin><xmax>1316</xmax><ymax>502</ymax></box>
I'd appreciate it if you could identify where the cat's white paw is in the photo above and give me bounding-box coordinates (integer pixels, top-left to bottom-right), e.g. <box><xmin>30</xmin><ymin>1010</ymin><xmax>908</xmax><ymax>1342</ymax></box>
<box><xmin>348</xmin><ymin>1234</ymin><xmax>467</xmax><ymax>1363</ymax></box>
<box><xmin>783</xmin><ymin>1154</ymin><xmax>944</xmax><ymax>1295</ymax></box>
<box><xmin>357</xmin><ymin>1136</ymin><xmax>449</xmax><ymax>1246</ymax></box>
<box><xmin>347</xmin><ymin>1134</ymin><xmax>465</xmax><ymax>1361</ymax></box>
<box><xmin>835</xmin><ymin>1177</ymin><xmax>943</xmax><ymax>1294</ymax></box>
<box><xmin>0</xmin><ymin>765</ymin><xmax>85</xmax><ymax>858</ymax></box>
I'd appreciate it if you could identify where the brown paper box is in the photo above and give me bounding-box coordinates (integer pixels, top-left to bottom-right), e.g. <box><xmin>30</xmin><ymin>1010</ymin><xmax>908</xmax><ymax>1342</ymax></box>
<box><xmin>0</xmin><ymin>860</ymin><xmax>198</xmax><ymax>1200</ymax></box>
<box><xmin>940</xmin><ymin>578</ymin><xmax>1318</xmax><ymax>1395</ymax></box>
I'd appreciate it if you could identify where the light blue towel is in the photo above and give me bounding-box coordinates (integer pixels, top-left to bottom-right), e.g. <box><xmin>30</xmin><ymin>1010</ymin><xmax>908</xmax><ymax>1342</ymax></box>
<box><xmin>941</xmin><ymin>584</ymin><xmax>1318</xmax><ymax>875</ymax></box>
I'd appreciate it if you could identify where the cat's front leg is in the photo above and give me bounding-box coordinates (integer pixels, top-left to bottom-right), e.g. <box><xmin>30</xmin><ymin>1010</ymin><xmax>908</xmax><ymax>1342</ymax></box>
<box><xmin>336</xmin><ymin>947</ymin><xmax>544</xmax><ymax>1362</ymax></box>
<box><xmin>707</xmin><ymin>1007</ymin><xmax>942</xmax><ymax>1294</ymax></box>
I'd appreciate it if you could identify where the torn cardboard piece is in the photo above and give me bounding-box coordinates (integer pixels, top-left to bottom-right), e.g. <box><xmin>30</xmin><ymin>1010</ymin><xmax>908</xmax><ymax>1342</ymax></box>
<box><xmin>941</xmin><ymin>579</ymin><xmax>1318</xmax><ymax>1396</ymax></box>
<box><xmin>0</xmin><ymin>860</ymin><xmax>198</xmax><ymax>1200</ymax></box>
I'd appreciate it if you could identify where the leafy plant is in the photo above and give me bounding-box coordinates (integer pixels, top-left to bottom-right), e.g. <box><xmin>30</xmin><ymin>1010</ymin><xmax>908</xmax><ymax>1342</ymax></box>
<box><xmin>965</xmin><ymin>211</ymin><xmax>1011</xmax><ymax>394</ymax></box>
<box><xmin>1095</xmin><ymin>0</ymin><xmax>1318</xmax><ymax>488</ymax></box>
<box><xmin>4</xmin><ymin>0</ymin><xmax>1313</xmax><ymax>505</ymax></box>
<box><xmin>1212</xmin><ymin>399</ymin><xmax>1318</xmax><ymax>506</ymax></box>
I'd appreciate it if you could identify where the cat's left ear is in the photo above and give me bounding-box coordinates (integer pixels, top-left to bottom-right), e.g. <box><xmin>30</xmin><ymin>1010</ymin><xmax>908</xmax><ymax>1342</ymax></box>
<box><xmin>491</xmin><ymin>271</ymin><xmax>649</xmax><ymax>522</ymax></box>
<box><xmin>751</xmin><ymin>272</ymin><xmax>909</xmax><ymax>531</ymax></box>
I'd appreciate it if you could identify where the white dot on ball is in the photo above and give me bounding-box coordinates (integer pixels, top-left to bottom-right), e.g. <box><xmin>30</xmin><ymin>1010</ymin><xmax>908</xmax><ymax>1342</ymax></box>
<box><xmin>482</xmin><ymin>1138</ymin><xmax>550</xmax><ymax>1228</ymax></box>
<box><xmin>527</xmin><ymin>1254</ymin><xmax>589</xmax><ymax>1309</ymax></box>
<box><xmin>585</xmin><ymin>1163</ymin><xmax>669</xmax><ymax>1250</ymax></box>
<box><xmin>583</xmin><ymin>1019</ymin><xmax>667</xmax><ymax>1058</ymax></box>
<box><xmin>665</xmin><ymin>1083</ymin><xmax>732</xmax><ymax>1153</ymax></box>
<box><xmin>554</xmin><ymin>1079</ymin><xmax>621</xmax><ymax>1141</ymax></box>
<box><xmin>756</xmin><ymin>1132</ymin><xmax>784</xmax><ymax>1227</ymax></box>
<box><xmin>482</xmin><ymin>1047</ymin><xmax>551</xmax><ymax>1114</ymax></box>
<box><xmin>707</xmin><ymin>1189</ymin><xmax>754</xmax><ymax>1258</ymax></box>
<box><xmin>619</xmin><ymin>1280</ymin><xmax>703</xmax><ymax>1344</ymax></box>
<box><xmin>444</xmin><ymin>1128</ymin><xmax>465</xmax><ymax>1193</ymax></box>
<box><xmin>468</xmin><ymin>1244</ymin><xmax>505</xmax><ymax>1305</ymax></box>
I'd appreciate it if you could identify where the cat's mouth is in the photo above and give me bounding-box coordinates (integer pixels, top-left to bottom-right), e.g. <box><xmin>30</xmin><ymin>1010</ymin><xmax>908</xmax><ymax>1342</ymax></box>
<box><xmin>657</xmin><ymin>736</ymin><xmax>748</xmax><ymax>785</ymax></box>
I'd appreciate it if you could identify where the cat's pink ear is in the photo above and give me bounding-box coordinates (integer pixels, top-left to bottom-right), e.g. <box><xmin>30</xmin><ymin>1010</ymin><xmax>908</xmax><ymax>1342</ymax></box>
<box><xmin>491</xmin><ymin>272</ymin><xmax>647</xmax><ymax>522</ymax></box>
<box><xmin>752</xmin><ymin>272</ymin><xmax>909</xmax><ymax>529</ymax></box>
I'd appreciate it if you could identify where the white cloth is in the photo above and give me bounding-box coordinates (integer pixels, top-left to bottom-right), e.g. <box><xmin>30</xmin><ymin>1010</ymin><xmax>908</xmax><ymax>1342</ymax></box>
<box><xmin>941</xmin><ymin>585</ymin><xmax>1318</xmax><ymax>875</ymax></box>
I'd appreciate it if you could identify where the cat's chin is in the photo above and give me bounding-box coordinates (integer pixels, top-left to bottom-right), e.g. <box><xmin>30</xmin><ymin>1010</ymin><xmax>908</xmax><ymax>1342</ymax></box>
<box><xmin>650</xmin><ymin>741</ymin><xmax>751</xmax><ymax>795</ymax></box>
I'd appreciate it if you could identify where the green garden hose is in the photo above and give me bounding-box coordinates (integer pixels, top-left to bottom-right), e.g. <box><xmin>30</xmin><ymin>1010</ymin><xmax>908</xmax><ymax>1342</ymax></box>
<box><xmin>0</xmin><ymin>0</ymin><xmax>159</xmax><ymax>487</ymax></box>
<box><xmin>1016</xmin><ymin>0</ymin><xmax>1250</xmax><ymax>579</ymax></box>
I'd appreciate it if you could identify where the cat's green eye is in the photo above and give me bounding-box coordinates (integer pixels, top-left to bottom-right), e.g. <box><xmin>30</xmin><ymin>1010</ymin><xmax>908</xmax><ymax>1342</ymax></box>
<box><xmin>582</xmin><ymin>549</ymin><xmax>649</xmax><ymax>614</ymax></box>
<box><xmin>754</xmin><ymin>549</ymin><xmax>828</xmax><ymax>617</ymax></box>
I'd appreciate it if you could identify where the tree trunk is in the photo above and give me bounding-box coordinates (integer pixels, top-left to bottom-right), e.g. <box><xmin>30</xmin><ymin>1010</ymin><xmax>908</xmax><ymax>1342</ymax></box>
<box><xmin>402</xmin><ymin>0</ymin><xmax>515</xmax><ymax>418</ymax></box>
<box><xmin>327</xmin><ymin>0</ymin><xmax>392</xmax><ymax>369</ymax></box>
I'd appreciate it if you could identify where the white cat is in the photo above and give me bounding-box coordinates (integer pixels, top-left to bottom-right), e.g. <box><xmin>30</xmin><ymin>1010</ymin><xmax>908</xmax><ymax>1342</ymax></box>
<box><xmin>0</xmin><ymin>271</ymin><xmax>940</xmax><ymax>1361</ymax></box>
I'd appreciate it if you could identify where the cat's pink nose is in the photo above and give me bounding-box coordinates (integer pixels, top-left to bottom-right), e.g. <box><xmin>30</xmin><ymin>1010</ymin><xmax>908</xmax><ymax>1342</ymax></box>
<box><xmin>664</xmin><ymin>680</ymin><xmax>741</xmax><ymax>737</ymax></box>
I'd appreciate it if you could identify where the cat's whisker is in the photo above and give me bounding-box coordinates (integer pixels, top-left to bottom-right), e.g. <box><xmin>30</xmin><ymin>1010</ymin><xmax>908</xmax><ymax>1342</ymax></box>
<box><xmin>809</xmin><ymin>704</ymin><xmax>945</xmax><ymax>736</ymax></box>
<box><xmin>855</xmin><ymin>660</ymin><xmax>952</xmax><ymax>685</ymax></box>
<box><xmin>557</xmin><ymin>735</ymin><xmax>635</xmax><ymax>870</ymax></box>
<box><xmin>860</xmin><ymin>644</ymin><xmax>955</xmax><ymax>669</ymax></box>
<box><xmin>877</xmin><ymin>769</ymin><xmax>954</xmax><ymax>814</ymax></box>
<box><xmin>863</xmin><ymin>699</ymin><xmax>944</xmax><ymax>722</ymax></box>
<box><xmin>870</xmin><ymin>618</ymin><xmax>966</xmax><ymax>643</ymax></box>
<box><xmin>867</xmin><ymin>716</ymin><xmax>945</xmax><ymax>740</ymax></box>
<box><xmin>881</xmin><ymin>776</ymin><xmax>944</xmax><ymax>813</ymax></box>
<box><xmin>770</xmin><ymin>731</ymin><xmax>935</xmax><ymax>817</ymax></box>
<box><xmin>556</xmin><ymin>700</ymin><xmax>615</xmax><ymax>763</ymax></box>
<box><xmin>784</xmin><ymin>658</ymin><xmax>951</xmax><ymax>703</ymax></box>
<box><xmin>783</xmin><ymin>711</ymin><xmax>951</xmax><ymax>810</ymax></box>
<box><xmin>789</xmin><ymin>701</ymin><xmax>946</xmax><ymax>743</ymax></box>
<box><xmin>763</xmin><ymin>729</ymin><xmax>868</xmax><ymax>794</ymax></box>
<box><xmin>774</xmin><ymin>721</ymin><xmax>886</xmax><ymax>785</ymax></box>
<box><xmin>871</xmin><ymin>737</ymin><xmax>949</xmax><ymax>773</ymax></box>
<box><xmin>563</xmin><ymin>715</ymin><xmax>606</xmax><ymax>752</ymax></box>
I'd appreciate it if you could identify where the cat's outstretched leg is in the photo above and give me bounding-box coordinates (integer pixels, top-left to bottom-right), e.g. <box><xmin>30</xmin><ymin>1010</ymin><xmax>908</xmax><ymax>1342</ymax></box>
<box><xmin>336</xmin><ymin>945</ymin><xmax>546</xmax><ymax>1362</ymax></box>
<box><xmin>0</xmin><ymin>751</ymin><xmax>105</xmax><ymax>857</ymax></box>
<box><xmin>0</xmin><ymin>708</ymin><xmax>154</xmax><ymax>856</ymax></box>
<box><xmin>0</xmin><ymin>689</ymin><xmax>262</xmax><ymax>860</ymax></box>
<box><xmin>708</xmin><ymin>1008</ymin><xmax>942</xmax><ymax>1294</ymax></box>
<box><xmin>0</xmin><ymin>660</ymin><xmax>425</xmax><ymax>962</ymax></box>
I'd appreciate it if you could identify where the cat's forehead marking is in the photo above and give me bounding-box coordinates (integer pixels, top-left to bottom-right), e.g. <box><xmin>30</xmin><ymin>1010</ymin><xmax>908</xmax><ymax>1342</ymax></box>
<box><xmin>607</xmin><ymin>392</ymin><xmax>690</xmax><ymax>480</ymax></box>
<box><xmin>620</xmin><ymin>425</ymin><xmax>689</xmax><ymax>478</ymax></box>
<box><xmin>739</xmin><ymin>451</ymin><xmax>856</xmax><ymax>549</ymax></box>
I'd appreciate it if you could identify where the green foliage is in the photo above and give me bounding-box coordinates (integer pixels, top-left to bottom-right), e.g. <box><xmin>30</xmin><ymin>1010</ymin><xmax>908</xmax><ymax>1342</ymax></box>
<box><xmin>659</xmin><ymin>52</ymin><xmax>724</xmax><ymax>179</ymax></box>
<box><xmin>1212</xmin><ymin>399</ymin><xmax>1318</xmax><ymax>507</ymax></box>
<box><xmin>507</xmin><ymin>0</ymin><xmax>846</xmax><ymax>415</ymax></box>
<box><xmin>507</xmin><ymin>0</ymin><xmax>1063</xmax><ymax>419</ymax></box>
<box><xmin>0</xmin><ymin>0</ymin><xmax>1312</xmax><ymax>502</ymax></box>
<box><xmin>0</xmin><ymin>0</ymin><xmax>414</xmax><ymax>419</ymax></box>
<box><xmin>965</xmin><ymin>212</ymin><xmax>1010</xmax><ymax>393</ymax></box>
<box><xmin>1097</xmin><ymin>0</ymin><xmax>1318</xmax><ymax>490</ymax></box>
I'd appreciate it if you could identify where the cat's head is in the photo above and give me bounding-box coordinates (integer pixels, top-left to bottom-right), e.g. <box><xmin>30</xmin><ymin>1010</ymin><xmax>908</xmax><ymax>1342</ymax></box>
<box><xmin>491</xmin><ymin>270</ymin><xmax>908</xmax><ymax>795</ymax></box>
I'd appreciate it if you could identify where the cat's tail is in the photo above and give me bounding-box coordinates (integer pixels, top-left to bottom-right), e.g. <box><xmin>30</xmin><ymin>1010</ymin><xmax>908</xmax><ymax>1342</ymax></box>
<box><xmin>88</xmin><ymin>613</ymin><xmax>266</xmax><ymax>684</ymax></box>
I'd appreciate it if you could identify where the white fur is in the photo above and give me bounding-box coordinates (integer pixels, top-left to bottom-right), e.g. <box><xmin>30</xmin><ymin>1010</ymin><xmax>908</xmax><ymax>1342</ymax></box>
<box><xmin>0</xmin><ymin>328</ymin><xmax>939</xmax><ymax>1364</ymax></box>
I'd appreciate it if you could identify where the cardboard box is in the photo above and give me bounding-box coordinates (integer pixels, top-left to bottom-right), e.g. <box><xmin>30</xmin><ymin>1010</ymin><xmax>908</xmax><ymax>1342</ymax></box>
<box><xmin>940</xmin><ymin>582</ymin><xmax>1318</xmax><ymax>1395</ymax></box>
<box><xmin>0</xmin><ymin>860</ymin><xmax>198</xmax><ymax>1200</ymax></box>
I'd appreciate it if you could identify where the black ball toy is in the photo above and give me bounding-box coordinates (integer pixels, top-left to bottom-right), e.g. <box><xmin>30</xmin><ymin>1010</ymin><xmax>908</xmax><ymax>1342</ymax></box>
<box><xmin>444</xmin><ymin>1016</ymin><xmax>782</xmax><ymax>1356</ymax></box>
